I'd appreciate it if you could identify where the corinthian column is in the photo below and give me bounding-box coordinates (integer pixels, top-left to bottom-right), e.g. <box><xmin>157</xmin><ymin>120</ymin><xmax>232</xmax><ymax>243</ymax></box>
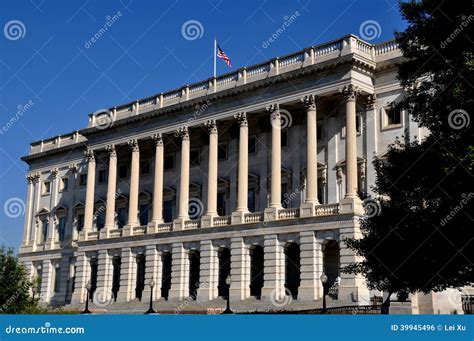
<box><xmin>300</xmin><ymin>95</ymin><xmax>320</xmax><ymax>217</ymax></box>
<box><xmin>21</xmin><ymin>174</ymin><xmax>35</xmax><ymax>250</ymax></box>
<box><xmin>231</xmin><ymin>112</ymin><xmax>249</xmax><ymax>224</ymax></box>
<box><xmin>174</xmin><ymin>126</ymin><xmax>190</xmax><ymax>230</ymax></box>
<box><xmin>126</xmin><ymin>139</ymin><xmax>140</xmax><ymax>229</ymax></box>
<box><xmin>202</xmin><ymin>121</ymin><xmax>218</xmax><ymax>228</ymax></box>
<box><xmin>339</xmin><ymin>84</ymin><xmax>363</xmax><ymax>214</ymax></box>
<box><xmin>104</xmin><ymin>144</ymin><xmax>117</xmax><ymax>233</ymax></box>
<box><xmin>264</xmin><ymin>104</ymin><xmax>282</xmax><ymax>221</ymax></box>
<box><xmin>83</xmin><ymin>149</ymin><xmax>96</xmax><ymax>233</ymax></box>
<box><xmin>149</xmin><ymin>133</ymin><xmax>164</xmax><ymax>230</ymax></box>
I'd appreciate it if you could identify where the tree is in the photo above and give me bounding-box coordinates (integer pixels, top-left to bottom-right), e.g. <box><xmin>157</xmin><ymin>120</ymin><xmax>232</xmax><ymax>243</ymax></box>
<box><xmin>343</xmin><ymin>0</ymin><xmax>474</xmax><ymax>313</ymax></box>
<box><xmin>0</xmin><ymin>246</ymin><xmax>37</xmax><ymax>314</ymax></box>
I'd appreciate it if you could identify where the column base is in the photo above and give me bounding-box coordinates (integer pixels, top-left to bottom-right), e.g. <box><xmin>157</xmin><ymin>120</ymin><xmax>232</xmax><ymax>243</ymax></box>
<box><xmin>122</xmin><ymin>226</ymin><xmax>132</xmax><ymax>237</ymax></box>
<box><xmin>201</xmin><ymin>214</ymin><xmax>217</xmax><ymax>228</ymax></box>
<box><xmin>78</xmin><ymin>231</ymin><xmax>87</xmax><ymax>241</ymax></box>
<box><xmin>229</xmin><ymin>284</ymin><xmax>249</xmax><ymax>301</ymax></box>
<box><xmin>147</xmin><ymin>220</ymin><xmax>163</xmax><ymax>233</ymax></box>
<box><xmin>264</xmin><ymin>207</ymin><xmax>280</xmax><ymax>221</ymax></box>
<box><xmin>173</xmin><ymin>218</ymin><xmax>187</xmax><ymax>231</ymax></box>
<box><xmin>340</xmin><ymin>196</ymin><xmax>364</xmax><ymax>215</ymax></box>
<box><xmin>299</xmin><ymin>201</ymin><xmax>320</xmax><ymax>217</ymax></box>
<box><xmin>99</xmin><ymin>229</ymin><xmax>110</xmax><ymax>239</ymax></box>
<box><xmin>231</xmin><ymin>211</ymin><xmax>247</xmax><ymax>224</ymax></box>
<box><xmin>298</xmin><ymin>286</ymin><xmax>322</xmax><ymax>301</ymax></box>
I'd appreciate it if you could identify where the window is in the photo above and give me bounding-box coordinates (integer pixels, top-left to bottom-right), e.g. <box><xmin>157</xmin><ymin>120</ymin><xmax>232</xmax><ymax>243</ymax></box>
<box><xmin>58</xmin><ymin>216</ymin><xmax>66</xmax><ymax>242</ymax></box>
<box><xmin>217</xmin><ymin>192</ymin><xmax>226</xmax><ymax>216</ymax></box>
<box><xmin>96</xmin><ymin>211</ymin><xmax>105</xmax><ymax>230</ymax></box>
<box><xmin>117</xmin><ymin>208</ymin><xmax>127</xmax><ymax>228</ymax></box>
<box><xmin>41</xmin><ymin>220</ymin><xmax>48</xmax><ymax>244</ymax></box>
<box><xmin>77</xmin><ymin>214</ymin><xmax>84</xmax><ymax>232</ymax></box>
<box><xmin>118</xmin><ymin>165</ymin><xmax>128</xmax><ymax>179</ymax></box>
<box><xmin>140</xmin><ymin>160</ymin><xmax>151</xmax><ymax>175</ymax></box>
<box><xmin>190</xmin><ymin>149</ymin><xmax>200</xmax><ymax>167</ymax></box>
<box><xmin>164</xmin><ymin>154</ymin><xmax>174</xmax><ymax>170</ymax></box>
<box><xmin>317</xmin><ymin>124</ymin><xmax>324</xmax><ymax>141</ymax></box>
<box><xmin>281</xmin><ymin>130</ymin><xmax>289</xmax><ymax>148</ymax></box>
<box><xmin>281</xmin><ymin>183</ymin><xmax>289</xmax><ymax>208</ymax></box>
<box><xmin>98</xmin><ymin>169</ymin><xmax>107</xmax><ymax>183</ymax></box>
<box><xmin>248</xmin><ymin>188</ymin><xmax>256</xmax><ymax>213</ymax></box>
<box><xmin>249</xmin><ymin>136</ymin><xmax>257</xmax><ymax>154</ymax></box>
<box><xmin>42</xmin><ymin>181</ymin><xmax>51</xmax><ymax>195</ymax></box>
<box><xmin>79</xmin><ymin>174</ymin><xmax>87</xmax><ymax>187</ymax></box>
<box><xmin>163</xmin><ymin>200</ymin><xmax>173</xmax><ymax>223</ymax></box>
<box><xmin>54</xmin><ymin>265</ymin><xmax>60</xmax><ymax>293</ymax></box>
<box><xmin>356</xmin><ymin>114</ymin><xmax>362</xmax><ymax>134</ymax></box>
<box><xmin>218</xmin><ymin>143</ymin><xmax>228</xmax><ymax>160</ymax></box>
<box><xmin>60</xmin><ymin>177</ymin><xmax>68</xmax><ymax>192</ymax></box>
<box><xmin>139</xmin><ymin>204</ymin><xmax>150</xmax><ymax>226</ymax></box>
<box><xmin>385</xmin><ymin>107</ymin><xmax>402</xmax><ymax>126</ymax></box>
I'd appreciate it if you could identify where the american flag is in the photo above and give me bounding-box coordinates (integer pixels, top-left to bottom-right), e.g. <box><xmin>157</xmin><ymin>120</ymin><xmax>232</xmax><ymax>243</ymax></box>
<box><xmin>217</xmin><ymin>45</ymin><xmax>232</xmax><ymax>68</ymax></box>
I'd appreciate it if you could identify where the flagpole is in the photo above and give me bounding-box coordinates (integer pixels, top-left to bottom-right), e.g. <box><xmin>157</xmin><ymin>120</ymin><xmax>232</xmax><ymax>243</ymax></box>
<box><xmin>213</xmin><ymin>37</ymin><xmax>217</xmax><ymax>78</ymax></box>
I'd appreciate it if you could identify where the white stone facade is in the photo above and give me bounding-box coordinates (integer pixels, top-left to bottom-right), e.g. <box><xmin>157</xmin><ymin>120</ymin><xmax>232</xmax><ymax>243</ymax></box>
<box><xmin>20</xmin><ymin>34</ymin><xmax>457</xmax><ymax>313</ymax></box>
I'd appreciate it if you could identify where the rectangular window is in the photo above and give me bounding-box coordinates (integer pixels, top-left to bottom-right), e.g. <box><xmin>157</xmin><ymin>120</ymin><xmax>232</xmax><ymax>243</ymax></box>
<box><xmin>218</xmin><ymin>143</ymin><xmax>228</xmax><ymax>160</ymax></box>
<box><xmin>281</xmin><ymin>183</ymin><xmax>289</xmax><ymax>208</ymax></box>
<box><xmin>248</xmin><ymin>188</ymin><xmax>256</xmax><ymax>213</ymax></box>
<box><xmin>317</xmin><ymin>124</ymin><xmax>323</xmax><ymax>141</ymax></box>
<box><xmin>117</xmin><ymin>208</ymin><xmax>127</xmax><ymax>228</ymax></box>
<box><xmin>79</xmin><ymin>174</ymin><xmax>87</xmax><ymax>187</ymax></box>
<box><xmin>249</xmin><ymin>136</ymin><xmax>257</xmax><ymax>154</ymax></box>
<box><xmin>356</xmin><ymin>114</ymin><xmax>362</xmax><ymax>134</ymax></box>
<box><xmin>98</xmin><ymin>169</ymin><xmax>107</xmax><ymax>183</ymax></box>
<box><xmin>77</xmin><ymin>214</ymin><xmax>84</xmax><ymax>231</ymax></box>
<box><xmin>60</xmin><ymin>177</ymin><xmax>68</xmax><ymax>192</ymax></box>
<box><xmin>139</xmin><ymin>203</ymin><xmax>150</xmax><ymax>226</ymax></box>
<box><xmin>164</xmin><ymin>154</ymin><xmax>174</xmax><ymax>170</ymax></box>
<box><xmin>118</xmin><ymin>165</ymin><xmax>128</xmax><ymax>179</ymax></box>
<box><xmin>41</xmin><ymin>220</ymin><xmax>48</xmax><ymax>243</ymax></box>
<box><xmin>281</xmin><ymin>130</ymin><xmax>289</xmax><ymax>148</ymax></box>
<box><xmin>140</xmin><ymin>160</ymin><xmax>151</xmax><ymax>175</ymax></box>
<box><xmin>385</xmin><ymin>107</ymin><xmax>402</xmax><ymax>126</ymax></box>
<box><xmin>217</xmin><ymin>192</ymin><xmax>226</xmax><ymax>216</ymax></box>
<box><xmin>42</xmin><ymin>181</ymin><xmax>51</xmax><ymax>195</ymax></box>
<box><xmin>163</xmin><ymin>200</ymin><xmax>173</xmax><ymax>223</ymax></box>
<box><xmin>190</xmin><ymin>149</ymin><xmax>200</xmax><ymax>167</ymax></box>
<box><xmin>58</xmin><ymin>216</ymin><xmax>67</xmax><ymax>242</ymax></box>
<box><xmin>96</xmin><ymin>211</ymin><xmax>105</xmax><ymax>230</ymax></box>
<box><xmin>54</xmin><ymin>266</ymin><xmax>60</xmax><ymax>293</ymax></box>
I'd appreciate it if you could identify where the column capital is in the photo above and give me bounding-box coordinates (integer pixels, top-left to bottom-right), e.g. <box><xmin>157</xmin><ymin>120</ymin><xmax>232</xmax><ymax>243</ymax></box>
<box><xmin>301</xmin><ymin>94</ymin><xmax>319</xmax><ymax>110</ymax></box>
<box><xmin>365</xmin><ymin>94</ymin><xmax>377</xmax><ymax>109</ymax></box>
<box><xmin>68</xmin><ymin>163</ymin><xmax>78</xmax><ymax>174</ymax></box>
<box><xmin>127</xmin><ymin>139</ymin><xmax>139</xmax><ymax>152</ymax></box>
<box><xmin>26</xmin><ymin>174</ymin><xmax>35</xmax><ymax>184</ymax></box>
<box><xmin>151</xmin><ymin>132</ymin><xmax>163</xmax><ymax>145</ymax></box>
<box><xmin>234</xmin><ymin>112</ymin><xmax>247</xmax><ymax>127</ymax></box>
<box><xmin>204</xmin><ymin>119</ymin><xmax>217</xmax><ymax>134</ymax></box>
<box><xmin>266</xmin><ymin>103</ymin><xmax>280</xmax><ymax>116</ymax></box>
<box><xmin>174</xmin><ymin>126</ymin><xmax>189</xmax><ymax>140</ymax></box>
<box><xmin>339</xmin><ymin>84</ymin><xmax>360</xmax><ymax>102</ymax></box>
<box><xmin>84</xmin><ymin>149</ymin><xmax>95</xmax><ymax>161</ymax></box>
<box><xmin>106</xmin><ymin>144</ymin><xmax>116</xmax><ymax>157</ymax></box>
<box><xmin>51</xmin><ymin>168</ymin><xmax>59</xmax><ymax>179</ymax></box>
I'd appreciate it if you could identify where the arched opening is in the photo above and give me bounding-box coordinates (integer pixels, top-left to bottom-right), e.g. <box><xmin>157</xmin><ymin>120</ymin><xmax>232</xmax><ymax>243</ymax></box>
<box><xmin>89</xmin><ymin>258</ymin><xmax>98</xmax><ymax>301</ymax></box>
<box><xmin>323</xmin><ymin>240</ymin><xmax>341</xmax><ymax>289</ymax></box>
<box><xmin>218</xmin><ymin>248</ymin><xmax>231</xmax><ymax>298</ymax></box>
<box><xmin>135</xmin><ymin>255</ymin><xmax>146</xmax><ymax>300</ymax></box>
<box><xmin>161</xmin><ymin>252</ymin><xmax>172</xmax><ymax>299</ymax></box>
<box><xmin>112</xmin><ymin>256</ymin><xmax>121</xmax><ymax>302</ymax></box>
<box><xmin>250</xmin><ymin>245</ymin><xmax>264</xmax><ymax>299</ymax></box>
<box><xmin>285</xmin><ymin>243</ymin><xmax>301</xmax><ymax>299</ymax></box>
<box><xmin>188</xmin><ymin>250</ymin><xmax>200</xmax><ymax>300</ymax></box>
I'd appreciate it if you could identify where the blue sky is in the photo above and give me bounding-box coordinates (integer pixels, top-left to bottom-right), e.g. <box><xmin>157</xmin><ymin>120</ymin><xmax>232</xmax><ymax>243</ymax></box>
<box><xmin>0</xmin><ymin>0</ymin><xmax>405</xmax><ymax>251</ymax></box>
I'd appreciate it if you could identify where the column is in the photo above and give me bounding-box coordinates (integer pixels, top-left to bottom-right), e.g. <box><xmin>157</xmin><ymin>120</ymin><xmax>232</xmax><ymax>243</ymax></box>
<box><xmin>202</xmin><ymin>121</ymin><xmax>218</xmax><ymax>227</ymax></box>
<box><xmin>365</xmin><ymin>95</ymin><xmax>377</xmax><ymax>197</ymax></box>
<box><xmin>103</xmin><ymin>145</ymin><xmax>117</xmax><ymax>234</ymax></box>
<box><xmin>265</xmin><ymin>104</ymin><xmax>282</xmax><ymax>221</ymax></box>
<box><xmin>39</xmin><ymin>259</ymin><xmax>53</xmax><ymax>303</ymax></box>
<box><xmin>300</xmin><ymin>95</ymin><xmax>319</xmax><ymax>217</ymax></box>
<box><xmin>65</xmin><ymin>164</ymin><xmax>77</xmax><ymax>242</ymax></box>
<box><xmin>149</xmin><ymin>133</ymin><xmax>164</xmax><ymax>229</ymax></box>
<box><xmin>95</xmin><ymin>249</ymin><xmax>113</xmax><ymax>305</ymax></box>
<box><xmin>298</xmin><ymin>231</ymin><xmax>323</xmax><ymax>300</ymax></box>
<box><xmin>83</xmin><ymin>149</ymin><xmax>96</xmax><ymax>233</ymax></box>
<box><xmin>116</xmin><ymin>247</ymin><xmax>134</xmax><ymax>302</ymax></box>
<box><xmin>174</xmin><ymin>127</ymin><xmax>190</xmax><ymax>230</ymax></box>
<box><xmin>261</xmin><ymin>234</ymin><xmax>285</xmax><ymax>300</ymax></box>
<box><xmin>229</xmin><ymin>237</ymin><xmax>250</xmax><ymax>300</ymax></box>
<box><xmin>21</xmin><ymin>174</ymin><xmax>35</xmax><ymax>250</ymax></box>
<box><xmin>29</xmin><ymin>173</ymin><xmax>41</xmax><ymax>248</ymax></box>
<box><xmin>197</xmin><ymin>240</ymin><xmax>219</xmax><ymax>301</ymax></box>
<box><xmin>231</xmin><ymin>112</ymin><xmax>249</xmax><ymax>224</ymax></box>
<box><xmin>142</xmin><ymin>245</ymin><xmax>162</xmax><ymax>302</ymax></box>
<box><xmin>71</xmin><ymin>252</ymin><xmax>88</xmax><ymax>304</ymax></box>
<box><xmin>168</xmin><ymin>243</ymin><xmax>189</xmax><ymax>300</ymax></box>
<box><xmin>47</xmin><ymin>169</ymin><xmax>59</xmax><ymax>248</ymax></box>
<box><xmin>126</xmin><ymin>140</ymin><xmax>140</xmax><ymax>229</ymax></box>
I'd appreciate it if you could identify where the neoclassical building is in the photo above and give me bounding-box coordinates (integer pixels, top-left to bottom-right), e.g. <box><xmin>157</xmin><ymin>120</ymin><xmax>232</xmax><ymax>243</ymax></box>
<box><xmin>20</xmin><ymin>34</ymin><xmax>457</xmax><ymax>313</ymax></box>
